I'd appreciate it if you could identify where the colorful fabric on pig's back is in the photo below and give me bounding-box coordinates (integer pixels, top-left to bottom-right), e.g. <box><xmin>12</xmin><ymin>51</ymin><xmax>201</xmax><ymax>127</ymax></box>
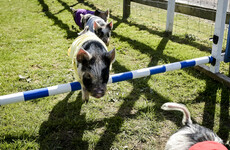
<box><xmin>68</xmin><ymin>32</ymin><xmax>107</xmax><ymax>58</ymax></box>
<box><xmin>68</xmin><ymin>32</ymin><xmax>107</xmax><ymax>80</ymax></box>
<box><xmin>74</xmin><ymin>9</ymin><xmax>94</xmax><ymax>28</ymax></box>
<box><xmin>189</xmin><ymin>141</ymin><xmax>227</xmax><ymax>150</ymax></box>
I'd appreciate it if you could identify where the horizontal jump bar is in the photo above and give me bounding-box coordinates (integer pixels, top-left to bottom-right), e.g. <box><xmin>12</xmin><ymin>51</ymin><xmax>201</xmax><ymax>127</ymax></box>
<box><xmin>0</xmin><ymin>56</ymin><xmax>213</xmax><ymax>105</ymax></box>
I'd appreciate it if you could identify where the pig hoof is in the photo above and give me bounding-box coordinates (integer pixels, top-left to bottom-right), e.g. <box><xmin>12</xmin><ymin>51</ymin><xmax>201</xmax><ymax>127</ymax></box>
<box><xmin>82</xmin><ymin>99</ymin><xmax>89</xmax><ymax>103</ymax></box>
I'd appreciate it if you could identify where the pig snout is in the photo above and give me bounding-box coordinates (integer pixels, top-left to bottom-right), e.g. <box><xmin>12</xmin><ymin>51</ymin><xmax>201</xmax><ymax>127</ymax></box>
<box><xmin>91</xmin><ymin>87</ymin><xmax>106</xmax><ymax>98</ymax></box>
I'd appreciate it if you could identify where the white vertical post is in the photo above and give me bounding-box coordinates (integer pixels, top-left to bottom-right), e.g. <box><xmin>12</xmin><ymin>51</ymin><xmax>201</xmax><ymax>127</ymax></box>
<box><xmin>166</xmin><ymin>0</ymin><xmax>176</xmax><ymax>34</ymax></box>
<box><xmin>210</xmin><ymin>0</ymin><xmax>228</xmax><ymax>73</ymax></box>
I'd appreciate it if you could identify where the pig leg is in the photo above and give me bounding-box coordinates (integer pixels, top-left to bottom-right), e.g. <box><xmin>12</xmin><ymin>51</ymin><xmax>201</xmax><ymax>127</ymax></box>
<box><xmin>82</xmin><ymin>87</ymin><xmax>89</xmax><ymax>102</ymax></box>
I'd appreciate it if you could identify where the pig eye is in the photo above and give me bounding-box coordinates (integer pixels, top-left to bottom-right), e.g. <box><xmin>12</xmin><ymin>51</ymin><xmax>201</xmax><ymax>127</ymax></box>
<box><xmin>96</xmin><ymin>29</ymin><xmax>103</xmax><ymax>37</ymax></box>
<box><xmin>99</xmin><ymin>32</ymin><xmax>104</xmax><ymax>38</ymax></box>
<box><xmin>83</xmin><ymin>73</ymin><xmax>92</xmax><ymax>86</ymax></box>
<box><xmin>89</xmin><ymin>57</ymin><xmax>95</xmax><ymax>65</ymax></box>
<box><xmin>84</xmin><ymin>73</ymin><xmax>91</xmax><ymax>79</ymax></box>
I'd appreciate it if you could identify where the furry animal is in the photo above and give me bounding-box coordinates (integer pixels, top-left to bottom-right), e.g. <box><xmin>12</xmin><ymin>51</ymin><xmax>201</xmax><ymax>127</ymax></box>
<box><xmin>70</xmin><ymin>8</ymin><xmax>109</xmax><ymax>29</ymax></box>
<box><xmin>80</xmin><ymin>14</ymin><xmax>113</xmax><ymax>46</ymax></box>
<box><xmin>161</xmin><ymin>102</ymin><xmax>225</xmax><ymax>150</ymax></box>
<box><xmin>68</xmin><ymin>26</ymin><xmax>115</xmax><ymax>102</ymax></box>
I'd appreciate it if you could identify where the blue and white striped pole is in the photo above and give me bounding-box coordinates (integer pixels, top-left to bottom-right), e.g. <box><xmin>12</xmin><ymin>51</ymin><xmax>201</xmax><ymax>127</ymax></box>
<box><xmin>0</xmin><ymin>56</ymin><xmax>213</xmax><ymax>105</ymax></box>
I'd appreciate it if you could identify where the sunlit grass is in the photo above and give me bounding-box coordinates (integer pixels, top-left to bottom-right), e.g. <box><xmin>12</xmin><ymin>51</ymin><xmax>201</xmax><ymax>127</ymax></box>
<box><xmin>0</xmin><ymin>0</ymin><xmax>229</xmax><ymax>149</ymax></box>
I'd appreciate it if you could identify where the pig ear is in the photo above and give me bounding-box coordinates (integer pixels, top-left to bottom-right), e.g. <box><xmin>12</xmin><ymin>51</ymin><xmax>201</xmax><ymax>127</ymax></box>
<box><xmin>94</xmin><ymin>9</ymin><xmax>100</xmax><ymax>16</ymax></box>
<box><xmin>107</xmin><ymin>48</ymin><xmax>116</xmax><ymax>64</ymax></box>
<box><xmin>93</xmin><ymin>21</ymin><xmax>101</xmax><ymax>31</ymax></box>
<box><xmin>107</xmin><ymin>21</ymin><xmax>113</xmax><ymax>29</ymax></box>
<box><xmin>77</xmin><ymin>48</ymin><xmax>92</xmax><ymax>63</ymax></box>
<box><xmin>105</xmin><ymin>9</ymin><xmax>109</xmax><ymax>18</ymax></box>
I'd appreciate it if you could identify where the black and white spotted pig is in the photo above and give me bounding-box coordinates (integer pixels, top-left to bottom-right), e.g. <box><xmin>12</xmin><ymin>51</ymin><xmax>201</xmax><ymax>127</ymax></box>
<box><xmin>80</xmin><ymin>14</ymin><xmax>113</xmax><ymax>46</ymax></box>
<box><xmin>68</xmin><ymin>28</ymin><xmax>115</xmax><ymax>102</ymax></box>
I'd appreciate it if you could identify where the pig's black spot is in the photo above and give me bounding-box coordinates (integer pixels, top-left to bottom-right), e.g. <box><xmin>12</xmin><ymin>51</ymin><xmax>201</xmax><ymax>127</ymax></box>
<box><xmin>82</xmin><ymin>40</ymin><xmax>106</xmax><ymax>54</ymax></box>
<box><xmin>101</xmin><ymin>67</ymin><xmax>109</xmax><ymax>83</ymax></box>
<box><xmin>83</xmin><ymin>73</ymin><xmax>93</xmax><ymax>90</ymax></box>
<box><xmin>81</xmin><ymin>60</ymin><xmax>91</xmax><ymax>71</ymax></box>
<box><xmin>80</xmin><ymin>57</ymin><xmax>95</xmax><ymax>72</ymax></box>
<box><xmin>103</xmin><ymin>54</ymin><xmax>111</xmax><ymax>67</ymax></box>
<box><xmin>89</xmin><ymin>57</ymin><xmax>96</xmax><ymax>65</ymax></box>
<box><xmin>107</xmin><ymin>32</ymin><xmax>111</xmax><ymax>38</ymax></box>
<box><xmin>101</xmin><ymin>54</ymin><xmax>112</xmax><ymax>83</ymax></box>
<box><xmin>96</xmin><ymin>28</ymin><xmax>103</xmax><ymax>39</ymax></box>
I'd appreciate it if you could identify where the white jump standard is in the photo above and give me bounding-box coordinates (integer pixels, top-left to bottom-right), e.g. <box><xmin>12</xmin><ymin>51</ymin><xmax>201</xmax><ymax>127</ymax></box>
<box><xmin>0</xmin><ymin>56</ymin><xmax>213</xmax><ymax>105</ymax></box>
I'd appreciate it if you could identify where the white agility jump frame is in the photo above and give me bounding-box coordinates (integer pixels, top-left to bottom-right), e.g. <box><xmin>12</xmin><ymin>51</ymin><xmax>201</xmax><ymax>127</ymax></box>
<box><xmin>0</xmin><ymin>0</ymin><xmax>229</xmax><ymax>105</ymax></box>
<box><xmin>166</xmin><ymin>0</ymin><xmax>228</xmax><ymax>73</ymax></box>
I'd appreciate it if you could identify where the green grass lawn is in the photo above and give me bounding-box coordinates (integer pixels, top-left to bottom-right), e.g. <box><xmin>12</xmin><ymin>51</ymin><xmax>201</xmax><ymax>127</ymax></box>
<box><xmin>0</xmin><ymin>0</ymin><xmax>229</xmax><ymax>149</ymax></box>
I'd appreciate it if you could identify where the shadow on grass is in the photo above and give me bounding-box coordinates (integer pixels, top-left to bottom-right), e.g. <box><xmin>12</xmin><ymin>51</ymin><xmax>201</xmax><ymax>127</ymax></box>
<box><xmin>104</xmin><ymin>8</ymin><xmax>230</xmax><ymax>147</ymax></box>
<box><xmin>37</xmin><ymin>0</ymin><xmax>79</xmax><ymax>39</ymax></box>
<box><xmin>37</xmin><ymin>0</ymin><xmax>229</xmax><ymax>148</ymax></box>
<box><xmin>218</xmin><ymin>87</ymin><xmax>230</xmax><ymax>144</ymax></box>
<box><xmin>39</xmin><ymin>92</ymin><xmax>89</xmax><ymax>149</ymax></box>
<box><xmin>192</xmin><ymin>76</ymin><xmax>230</xmax><ymax>143</ymax></box>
